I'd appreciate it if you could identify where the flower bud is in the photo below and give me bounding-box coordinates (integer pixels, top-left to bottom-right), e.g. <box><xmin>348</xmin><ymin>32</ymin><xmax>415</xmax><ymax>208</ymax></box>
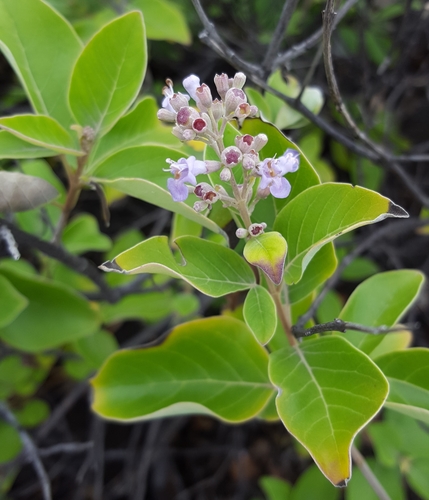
<box><xmin>211</xmin><ymin>99</ymin><xmax>224</xmax><ymax>121</ymax></box>
<box><xmin>220</xmin><ymin>167</ymin><xmax>232</xmax><ymax>182</ymax></box>
<box><xmin>192</xmin><ymin>117</ymin><xmax>208</xmax><ymax>133</ymax></box>
<box><xmin>236</xmin><ymin>228</ymin><xmax>248</xmax><ymax>239</ymax></box>
<box><xmin>157</xmin><ymin>108</ymin><xmax>177</xmax><ymax>122</ymax></box>
<box><xmin>248</xmin><ymin>222</ymin><xmax>267</xmax><ymax>237</ymax></box>
<box><xmin>214</xmin><ymin>73</ymin><xmax>230</xmax><ymax>99</ymax></box>
<box><xmin>233</xmin><ymin>72</ymin><xmax>246</xmax><ymax>89</ymax></box>
<box><xmin>176</xmin><ymin>106</ymin><xmax>199</xmax><ymax>127</ymax></box>
<box><xmin>234</xmin><ymin>102</ymin><xmax>251</xmax><ymax>119</ymax></box>
<box><xmin>194</xmin><ymin>201</ymin><xmax>208</xmax><ymax>212</ymax></box>
<box><xmin>249</xmin><ymin>105</ymin><xmax>258</xmax><ymax>117</ymax></box>
<box><xmin>194</xmin><ymin>182</ymin><xmax>213</xmax><ymax>198</ymax></box>
<box><xmin>195</xmin><ymin>84</ymin><xmax>213</xmax><ymax>110</ymax></box>
<box><xmin>182</xmin><ymin>129</ymin><xmax>196</xmax><ymax>141</ymax></box>
<box><xmin>169</xmin><ymin>92</ymin><xmax>190</xmax><ymax>112</ymax></box>
<box><xmin>242</xmin><ymin>152</ymin><xmax>258</xmax><ymax>170</ymax></box>
<box><xmin>172</xmin><ymin>126</ymin><xmax>186</xmax><ymax>141</ymax></box>
<box><xmin>203</xmin><ymin>190</ymin><xmax>219</xmax><ymax>203</ymax></box>
<box><xmin>235</xmin><ymin>134</ymin><xmax>254</xmax><ymax>153</ymax></box>
<box><xmin>253</xmin><ymin>133</ymin><xmax>268</xmax><ymax>152</ymax></box>
<box><xmin>205</xmin><ymin>160</ymin><xmax>222</xmax><ymax>173</ymax></box>
<box><xmin>221</xmin><ymin>146</ymin><xmax>242</xmax><ymax>167</ymax></box>
<box><xmin>224</xmin><ymin>88</ymin><xmax>247</xmax><ymax>115</ymax></box>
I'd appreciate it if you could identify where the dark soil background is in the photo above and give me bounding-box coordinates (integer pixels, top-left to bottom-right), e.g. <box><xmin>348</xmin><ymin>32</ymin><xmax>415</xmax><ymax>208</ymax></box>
<box><xmin>1</xmin><ymin>0</ymin><xmax>429</xmax><ymax>498</ymax></box>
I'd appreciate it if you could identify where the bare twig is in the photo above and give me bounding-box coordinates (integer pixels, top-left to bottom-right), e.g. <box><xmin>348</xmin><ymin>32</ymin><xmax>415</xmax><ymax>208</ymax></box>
<box><xmin>0</xmin><ymin>402</ymin><xmax>52</xmax><ymax>500</ymax></box>
<box><xmin>0</xmin><ymin>224</ymin><xmax>20</xmax><ymax>260</ymax></box>
<box><xmin>293</xmin><ymin>318</ymin><xmax>415</xmax><ymax>339</ymax></box>
<box><xmin>38</xmin><ymin>442</ymin><xmax>94</xmax><ymax>457</ymax></box>
<box><xmin>262</xmin><ymin>0</ymin><xmax>301</xmax><ymax>75</ymax></box>
<box><xmin>351</xmin><ymin>446</ymin><xmax>392</xmax><ymax>500</ymax></box>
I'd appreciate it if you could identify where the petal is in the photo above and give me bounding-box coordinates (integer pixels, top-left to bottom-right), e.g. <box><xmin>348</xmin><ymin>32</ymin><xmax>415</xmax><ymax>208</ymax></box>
<box><xmin>167</xmin><ymin>178</ymin><xmax>189</xmax><ymax>202</ymax></box>
<box><xmin>259</xmin><ymin>175</ymin><xmax>271</xmax><ymax>190</ymax></box>
<box><xmin>280</xmin><ymin>149</ymin><xmax>300</xmax><ymax>173</ymax></box>
<box><xmin>183</xmin><ymin>75</ymin><xmax>201</xmax><ymax>101</ymax></box>
<box><xmin>162</xmin><ymin>96</ymin><xmax>175</xmax><ymax>112</ymax></box>
<box><xmin>270</xmin><ymin>177</ymin><xmax>291</xmax><ymax>199</ymax></box>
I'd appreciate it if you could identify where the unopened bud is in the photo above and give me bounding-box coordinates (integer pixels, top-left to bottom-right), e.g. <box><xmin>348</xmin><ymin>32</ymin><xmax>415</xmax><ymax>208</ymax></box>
<box><xmin>221</xmin><ymin>146</ymin><xmax>242</xmax><ymax>167</ymax></box>
<box><xmin>176</xmin><ymin>106</ymin><xmax>199</xmax><ymax>127</ymax></box>
<box><xmin>248</xmin><ymin>222</ymin><xmax>267</xmax><ymax>237</ymax></box>
<box><xmin>236</xmin><ymin>228</ymin><xmax>248</xmax><ymax>239</ymax></box>
<box><xmin>242</xmin><ymin>152</ymin><xmax>258</xmax><ymax>170</ymax></box>
<box><xmin>203</xmin><ymin>190</ymin><xmax>219</xmax><ymax>203</ymax></box>
<box><xmin>193</xmin><ymin>201</ymin><xmax>208</xmax><ymax>212</ymax></box>
<box><xmin>253</xmin><ymin>133</ymin><xmax>268</xmax><ymax>151</ymax></box>
<box><xmin>211</xmin><ymin>99</ymin><xmax>224</xmax><ymax>121</ymax></box>
<box><xmin>172</xmin><ymin>126</ymin><xmax>185</xmax><ymax>141</ymax></box>
<box><xmin>182</xmin><ymin>129</ymin><xmax>196</xmax><ymax>141</ymax></box>
<box><xmin>157</xmin><ymin>108</ymin><xmax>177</xmax><ymax>122</ymax></box>
<box><xmin>194</xmin><ymin>182</ymin><xmax>213</xmax><ymax>198</ymax></box>
<box><xmin>249</xmin><ymin>105</ymin><xmax>258</xmax><ymax>117</ymax></box>
<box><xmin>220</xmin><ymin>167</ymin><xmax>232</xmax><ymax>182</ymax></box>
<box><xmin>205</xmin><ymin>160</ymin><xmax>222</xmax><ymax>173</ymax></box>
<box><xmin>214</xmin><ymin>73</ymin><xmax>230</xmax><ymax>99</ymax></box>
<box><xmin>224</xmin><ymin>88</ymin><xmax>247</xmax><ymax>115</ymax></box>
<box><xmin>169</xmin><ymin>92</ymin><xmax>190</xmax><ymax>112</ymax></box>
<box><xmin>195</xmin><ymin>84</ymin><xmax>213</xmax><ymax>110</ymax></box>
<box><xmin>192</xmin><ymin>117</ymin><xmax>208</xmax><ymax>133</ymax></box>
<box><xmin>235</xmin><ymin>134</ymin><xmax>254</xmax><ymax>153</ymax></box>
<box><xmin>233</xmin><ymin>72</ymin><xmax>246</xmax><ymax>89</ymax></box>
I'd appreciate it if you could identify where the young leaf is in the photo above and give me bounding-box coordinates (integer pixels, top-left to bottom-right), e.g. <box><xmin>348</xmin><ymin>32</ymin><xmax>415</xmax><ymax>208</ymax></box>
<box><xmin>0</xmin><ymin>115</ymin><xmax>82</xmax><ymax>155</ymax></box>
<box><xmin>0</xmin><ymin>171</ymin><xmax>59</xmax><ymax>212</ymax></box>
<box><xmin>243</xmin><ymin>285</ymin><xmax>277</xmax><ymax>345</ymax></box>
<box><xmin>91</xmin><ymin>145</ymin><xmax>225</xmax><ymax>236</ymax></box>
<box><xmin>290</xmin><ymin>465</ymin><xmax>340</xmax><ymax>500</ymax></box>
<box><xmin>100</xmin><ymin>235</ymin><xmax>255</xmax><ymax>297</ymax></box>
<box><xmin>0</xmin><ymin>0</ymin><xmax>82</xmax><ymax>127</ymax></box>
<box><xmin>338</xmin><ymin>270</ymin><xmax>425</xmax><ymax>357</ymax></box>
<box><xmin>269</xmin><ymin>336</ymin><xmax>389</xmax><ymax>486</ymax></box>
<box><xmin>0</xmin><ymin>274</ymin><xmax>28</xmax><ymax>328</ymax></box>
<box><xmin>376</xmin><ymin>349</ymin><xmax>429</xmax><ymax>425</ymax></box>
<box><xmin>0</xmin><ymin>131</ymin><xmax>57</xmax><ymax>159</ymax></box>
<box><xmin>259</xmin><ymin>476</ymin><xmax>291</xmax><ymax>500</ymax></box>
<box><xmin>274</xmin><ymin>183</ymin><xmax>408</xmax><ymax>285</ymax></box>
<box><xmin>68</xmin><ymin>12</ymin><xmax>147</xmax><ymax>136</ymax></box>
<box><xmin>91</xmin><ymin>316</ymin><xmax>275</xmax><ymax>422</ymax></box>
<box><xmin>62</xmin><ymin>214</ymin><xmax>112</xmax><ymax>254</ymax></box>
<box><xmin>0</xmin><ymin>269</ymin><xmax>100</xmax><ymax>352</ymax></box>
<box><xmin>243</xmin><ymin>231</ymin><xmax>287</xmax><ymax>285</ymax></box>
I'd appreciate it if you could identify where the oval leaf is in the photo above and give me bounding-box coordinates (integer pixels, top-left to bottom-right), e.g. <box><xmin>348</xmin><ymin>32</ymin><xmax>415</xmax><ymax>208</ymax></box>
<box><xmin>0</xmin><ymin>269</ymin><xmax>100</xmax><ymax>352</ymax></box>
<box><xmin>0</xmin><ymin>171</ymin><xmax>59</xmax><ymax>212</ymax></box>
<box><xmin>62</xmin><ymin>214</ymin><xmax>112</xmax><ymax>254</ymax></box>
<box><xmin>91</xmin><ymin>145</ymin><xmax>224</xmax><ymax>236</ymax></box>
<box><xmin>243</xmin><ymin>231</ymin><xmax>287</xmax><ymax>285</ymax></box>
<box><xmin>0</xmin><ymin>115</ymin><xmax>82</xmax><ymax>155</ymax></box>
<box><xmin>0</xmin><ymin>131</ymin><xmax>57</xmax><ymax>159</ymax></box>
<box><xmin>269</xmin><ymin>336</ymin><xmax>389</xmax><ymax>486</ymax></box>
<box><xmin>100</xmin><ymin>235</ymin><xmax>255</xmax><ymax>297</ymax></box>
<box><xmin>0</xmin><ymin>274</ymin><xmax>28</xmax><ymax>328</ymax></box>
<box><xmin>0</xmin><ymin>0</ymin><xmax>82</xmax><ymax>126</ymax></box>
<box><xmin>243</xmin><ymin>285</ymin><xmax>277</xmax><ymax>345</ymax></box>
<box><xmin>376</xmin><ymin>349</ymin><xmax>429</xmax><ymax>425</ymax></box>
<box><xmin>92</xmin><ymin>316</ymin><xmax>275</xmax><ymax>422</ymax></box>
<box><xmin>339</xmin><ymin>270</ymin><xmax>425</xmax><ymax>357</ymax></box>
<box><xmin>69</xmin><ymin>11</ymin><xmax>147</xmax><ymax>136</ymax></box>
<box><xmin>274</xmin><ymin>183</ymin><xmax>408</xmax><ymax>285</ymax></box>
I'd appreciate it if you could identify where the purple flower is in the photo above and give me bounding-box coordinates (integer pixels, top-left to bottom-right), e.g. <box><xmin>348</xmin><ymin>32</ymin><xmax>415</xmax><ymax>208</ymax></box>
<box><xmin>165</xmin><ymin>156</ymin><xmax>207</xmax><ymax>202</ymax></box>
<box><xmin>257</xmin><ymin>148</ymin><xmax>300</xmax><ymax>199</ymax></box>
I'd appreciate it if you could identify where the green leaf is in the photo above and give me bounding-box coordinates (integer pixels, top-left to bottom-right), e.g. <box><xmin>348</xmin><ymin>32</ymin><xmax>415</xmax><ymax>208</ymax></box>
<box><xmin>406</xmin><ymin>458</ymin><xmax>429</xmax><ymax>500</ymax></box>
<box><xmin>376</xmin><ymin>349</ymin><xmax>429</xmax><ymax>425</ymax></box>
<box><xmin>73</xmin><ymin>330</ymin><xmax>118</xmax><ymax>370</ymax></box>
<box><xmin>289</xmin><ymin>243</ymin><xmax>337</xmax><ymax>304</ymax></box>
<box><xmin>131</xmin><ymin>0</ymin><xmax>191</xmax><ymax>44</ymax></box>
<box><xmin>14</xmin><ymin>399</ymin><xmax>49</xmax><ymax>428</ymax></box>
<box><xmin>0</xmin><ymin>355</ymin><xmax>33</xmax><ymax>399</ymax></box>
<box><xmin>290</xmin><ymin>465</ymin><xmax>340</xmax><ymax>500</ymax></box>
<box><xmin>0</xmin><ymin>274</ymin><xmax>28</xmax><ymax>328</ymax></box>
<box><xmin>87</xmin><ymin>97</ymin><xmax>181</xmax><ymax>172</ymax></box>
<box><xmin>243</xmin><ymin>286</ymin><xmax>277</xmax><ymax>345</ymax></box>
<box><xmin>0</xmin><ymin>131</ymin><xmax>57</xmax><ymax>159</ymax></box>
<box><xmin>259</xmin><ymin>476</ymin><xmax>291</xmax><ymax>500</ymax></box>
<box><xmin>100</xmin><ymin>235</ymin><xmax>255</xmax><ymax>297</ymax></box>
<box><xmin>246</xmin><ymin>87</ymin><xmax>273</xmax><ymax>121</ymax></box>
<box><xmin>316</xmin><ymin>290</ymin><xmax>344</xmax><ymax>324</ymax></box>
<box><xmin>240</xmin><ymin>118</ymin><xmax>320</xmax><ymax>229</ymax></box>
<box><xmin>274</xmin><ymin>183</ymin><xmax>408</xmax><ymax>285</ymax></box>
<box><xmin>62</xmin><ymin>214</ymin><xmax>112</xmax><ymax>254</ymax></box>
<box><xmin>0</xmin><ymin>115</ymin><xmax>82</xmax><ymax>155</ymax></box>
<box><xmin>0</xmin><ymin>0</ymin><xmax>82</xmax><ymax>126</ymax></box>
<box><xmin>269</xmin><ymin>336</ymin><xmax>389</xmax><ymax>486</ymax></box>
<box><xmin>91</xmin><ymin>145</ymin><xmax>225</xmax><ymax>236</ymax></box>
<box><xmin>171</xmin><ymin>212</ymin><xmax>202</xmax><ymax>240</ymax></box>
<box><xmin>69</xmin><ymin>12</ymin><xmax>147</xmax><ymax>136</ymax></box>
<box><xmin>91</xmin><ymin>316</ymin><xmax>275</xmax><ymax>422</ymax></box>
<box><xmin>0</xmin><ymin>269</ymin><xmax>100</xmax><ymax>352</ymax></box>
<box><xmin>346</xmin><ymin>459</ymin><xmax>405</xmax><ymax>500</ymax></box>
<box><xmin>243</xmin><ymin>231</ymin><xmax>287</xmax><ymax>285</ymax></box>
<box><xmin>338</xmin><ymin>270</ymin><xmax>425</xmax><ymax>356</ymax></box>
<box><xmin>0</xmin><ymin>421</ymin><xmax>22</xmax><ymax>464</ymax></box>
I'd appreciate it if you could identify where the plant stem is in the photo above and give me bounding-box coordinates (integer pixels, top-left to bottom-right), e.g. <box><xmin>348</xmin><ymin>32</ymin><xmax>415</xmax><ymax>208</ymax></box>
<box><xmin>351</xmin><ymin>446</ymin><xmax>392</xmax><ymax>500</ymax></box>
<box><xmin>267</xmin><ymin>280</ymin><xmax>296</xmax><ymax>347</ymax></box>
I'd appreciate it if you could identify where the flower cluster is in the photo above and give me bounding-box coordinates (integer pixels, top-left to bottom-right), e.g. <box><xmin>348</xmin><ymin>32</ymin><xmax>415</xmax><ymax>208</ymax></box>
<box><xmin>158</xmin><ymin>72</ymin><xmax>300</xmax><ymax>234</ymax></box>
